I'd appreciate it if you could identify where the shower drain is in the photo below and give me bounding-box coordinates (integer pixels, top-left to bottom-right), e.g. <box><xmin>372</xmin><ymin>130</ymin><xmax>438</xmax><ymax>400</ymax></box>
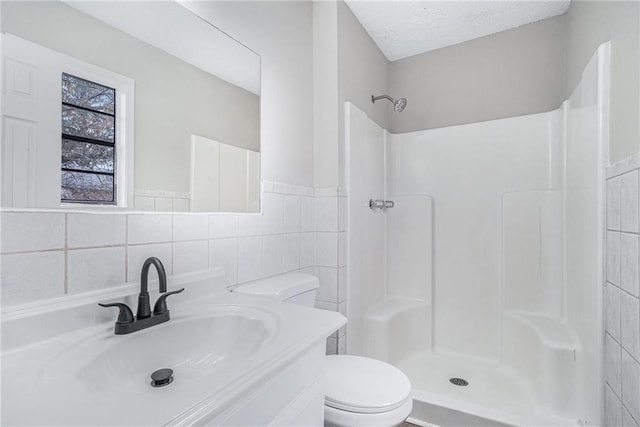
<box><xmin>449</xmin><ymin>377</ymin><xmax>469</xmax><ymax>387</ymax></box>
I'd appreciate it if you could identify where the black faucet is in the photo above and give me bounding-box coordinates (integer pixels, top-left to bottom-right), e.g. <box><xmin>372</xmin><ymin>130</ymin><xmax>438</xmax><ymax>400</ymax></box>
<box><xmin>99</xmin><ymin>257</ymin><xmax>184</xmax><ymax>335</ymax></box>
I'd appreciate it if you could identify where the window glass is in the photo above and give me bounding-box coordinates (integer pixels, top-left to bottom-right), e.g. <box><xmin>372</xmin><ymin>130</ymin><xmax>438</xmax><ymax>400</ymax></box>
<box><xmin>61</xmin><ymin>73</ymin><xmax>116</xmax><ymax>204</ymax></box>
<box><xmin>62</xmin><ymin>73</ymin><xmax>115</xmax><ymax>114</ymax></box>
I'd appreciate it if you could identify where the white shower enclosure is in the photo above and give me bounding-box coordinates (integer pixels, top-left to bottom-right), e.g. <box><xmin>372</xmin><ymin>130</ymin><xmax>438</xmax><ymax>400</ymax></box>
<box><xmin>345</xmin><ymin>44</ymin><xmax>610</xmax><ymax>425</ymax></box>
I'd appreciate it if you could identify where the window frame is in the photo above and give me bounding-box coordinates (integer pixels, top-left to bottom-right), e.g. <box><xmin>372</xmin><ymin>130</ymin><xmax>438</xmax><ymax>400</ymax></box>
<box><xmin>58</xmin><ymin>60</ymin><xmax>135</xmax><ymax>209</ymax></box>
<box><xmin>61</xmin><ymin>73</ymin><xmax>118</xmax><ymax>205</ymax></box>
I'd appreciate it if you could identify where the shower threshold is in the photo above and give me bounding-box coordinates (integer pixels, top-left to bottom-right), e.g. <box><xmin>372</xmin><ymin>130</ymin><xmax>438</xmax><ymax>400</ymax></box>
<box><xmin>396</xmin><ymin>351</ymin><xmax>581</xmax><ymax>426</ymax></box>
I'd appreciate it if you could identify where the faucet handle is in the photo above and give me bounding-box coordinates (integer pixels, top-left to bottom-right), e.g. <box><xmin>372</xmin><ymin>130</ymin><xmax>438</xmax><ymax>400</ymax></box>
<box><xmin>153</xmin><ymin>288</ymin><xmax>185</xmax><ymax>315</ymax></box>
<box><xmin>98</xmin><ymin>302</ymin><xmax>134</xmax><ymax>324</ymax></box>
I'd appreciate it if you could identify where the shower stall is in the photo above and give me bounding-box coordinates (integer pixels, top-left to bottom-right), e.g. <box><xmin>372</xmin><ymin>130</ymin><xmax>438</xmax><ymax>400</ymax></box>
<box><xmin>345</xmin><ymin>44</ymin><xmax>610</xmax><ymax>425</ymax></box>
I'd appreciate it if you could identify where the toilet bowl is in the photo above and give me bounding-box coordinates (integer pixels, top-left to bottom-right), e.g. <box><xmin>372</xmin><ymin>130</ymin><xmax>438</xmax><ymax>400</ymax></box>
<box><xmin>233</xmin><ymin>273</ymin><xmax>413</xmax><ymax>427</ymax></box>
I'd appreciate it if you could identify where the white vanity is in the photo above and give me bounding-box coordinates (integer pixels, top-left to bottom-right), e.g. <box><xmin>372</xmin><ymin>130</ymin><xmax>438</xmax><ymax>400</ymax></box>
<box><xmin>1</xmin><ymin>269</ymin><xmax>345</xmax><ymax>425</ymax></box>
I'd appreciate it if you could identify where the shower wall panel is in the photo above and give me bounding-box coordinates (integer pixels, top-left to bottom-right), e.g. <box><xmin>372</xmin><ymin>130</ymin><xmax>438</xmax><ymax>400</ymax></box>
<box><xmin>563</xmin><ymin>43</ymin><xmax>609</xmax><ymax>423</ymax></box>
<box><xmin>386</xmin><ymin>195</ymin><xmax>433</xmax><ymax>301</ymax></box>
<box><xmin>502</xmin><ymin>190</ymin><xmax>563</xmax><ymax>316</ymax></box>
<box><xmin>388</xmin><ymin>112</ymin><xmax>558</xmax><ymax>361</ymax></box>
<box><xmin>345</xmin><ymin>103</ymin><xmax>388</xmax><ymax>355</ymax></box>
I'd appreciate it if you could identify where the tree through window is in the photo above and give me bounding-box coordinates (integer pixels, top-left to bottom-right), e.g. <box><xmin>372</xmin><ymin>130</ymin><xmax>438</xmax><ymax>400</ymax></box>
<box><xmin>61</xmin><ymin>73</ymin><xmax>116</xmax><ymax>204</ymax></box>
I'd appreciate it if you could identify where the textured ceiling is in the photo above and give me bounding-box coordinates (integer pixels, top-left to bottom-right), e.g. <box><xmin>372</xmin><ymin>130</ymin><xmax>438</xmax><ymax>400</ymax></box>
<box><xmin>344</xmin><ymin>0</ymin><xmax>571</xmax><ymax>61</ymax></box>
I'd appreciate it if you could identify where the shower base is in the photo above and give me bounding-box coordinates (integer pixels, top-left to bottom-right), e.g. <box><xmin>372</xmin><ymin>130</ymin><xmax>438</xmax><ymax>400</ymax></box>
<box><xmin>396</xmin><ymin>351</ymin><xmax>580</xmax><ymax>426</ymax></box>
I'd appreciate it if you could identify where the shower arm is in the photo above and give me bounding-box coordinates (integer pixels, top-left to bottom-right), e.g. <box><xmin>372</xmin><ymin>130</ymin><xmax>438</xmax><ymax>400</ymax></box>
<box><xmin>371</xmin><ymin>95</ymin><xmax>394</xmax><ymax>104</ymax></box>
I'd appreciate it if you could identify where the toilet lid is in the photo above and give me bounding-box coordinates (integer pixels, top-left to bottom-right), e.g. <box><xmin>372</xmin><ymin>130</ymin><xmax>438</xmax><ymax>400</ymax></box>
<box><xmin>324</xmin><ymin>355</ymin><xmax>412</xmax><ymax>414</ymax></box>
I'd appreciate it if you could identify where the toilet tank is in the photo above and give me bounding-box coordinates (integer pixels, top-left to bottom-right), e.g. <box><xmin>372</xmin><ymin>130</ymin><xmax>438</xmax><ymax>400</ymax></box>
<box><xmin>232</xmin><ymin>273</ymin><xmax>319</xmax><ymax>307</ymax></box>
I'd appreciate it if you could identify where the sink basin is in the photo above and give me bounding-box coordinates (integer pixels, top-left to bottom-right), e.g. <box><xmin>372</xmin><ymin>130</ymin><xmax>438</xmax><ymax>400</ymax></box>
<box><xmin>38</xmin><ymin>306</ymin><xmax>278</xmax><ymax>395</ymax></box>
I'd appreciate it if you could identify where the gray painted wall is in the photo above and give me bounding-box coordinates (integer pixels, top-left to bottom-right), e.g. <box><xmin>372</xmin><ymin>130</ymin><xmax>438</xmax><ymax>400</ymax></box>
<box><xmin>386</xmin><ymin>0</ymin><xmax>639</xmax><ymax>163</ymax></box>
<box><xmin>387</xmin><ymin>15</ymin><xmax>566</xmax><ymax>134</ymax></box>
<box><xmin>312</xmin><ymin>1</ymin><xmax>389</xmax><ymax>188</ymax></box>
<box><xmin>313</xmin><ymin>1</ymin><xmax>340</xmax><ymax>188</ymax></box>
<box><xmin>337</xmin><ymin>0</ymin><xmax>389</xmax><ymax>187</ymax></box>
<box><xmin>565</xmin><ymin>0</ymin><xmax>639</xmax><ymax>163</ymax></box>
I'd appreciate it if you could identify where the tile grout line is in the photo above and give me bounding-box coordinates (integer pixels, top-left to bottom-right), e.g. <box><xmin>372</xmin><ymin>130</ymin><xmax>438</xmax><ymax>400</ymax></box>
<box><xmin>64</xmin><ymin>213</ymin><xmax>69</xmax><ymax>295</ymax></box>
<box><xmin>170</xmin><ymin>215</ymin><xmax>175</xmax><ymax>276</ymax></box>
<box><xmin>125</xmin><ymin>214</ymin><xmax>129</xmax><ymax>283</ymax></box>
<box><xmin>623</xmin><ymin>401</ymin><xmax>640</xmax><ymax>427</ymax></box>
<box><xmin>606</xmin><ymin>380</ymin><xmax>623</xmax><ymax>404</ymax></box>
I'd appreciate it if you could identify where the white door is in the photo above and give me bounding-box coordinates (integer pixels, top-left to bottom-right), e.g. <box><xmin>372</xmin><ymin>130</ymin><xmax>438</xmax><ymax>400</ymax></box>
<box><xmin>2</xmin><ymin>34</ymin><xmax>61</xmax><ymax>208</ymax></box>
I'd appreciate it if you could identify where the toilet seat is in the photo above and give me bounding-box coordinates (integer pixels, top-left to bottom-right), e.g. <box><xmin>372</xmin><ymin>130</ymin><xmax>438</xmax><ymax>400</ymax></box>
<box><xmin>324</xmin><ymin>355</ymin><xmax>412</xmax><ymax>414</ymax></box>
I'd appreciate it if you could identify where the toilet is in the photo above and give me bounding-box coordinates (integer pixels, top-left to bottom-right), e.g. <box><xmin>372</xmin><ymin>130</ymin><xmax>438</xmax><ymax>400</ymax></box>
<box><xmin>233</xmin><ymin>273</ymin><xmax>413</xmax><ymax>427</ymax></box>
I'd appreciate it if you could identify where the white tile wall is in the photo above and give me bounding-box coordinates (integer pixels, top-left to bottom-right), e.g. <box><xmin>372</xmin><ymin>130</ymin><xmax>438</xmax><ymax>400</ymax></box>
<box><xmin>608</xmin><ymin>176</ymin><xmax>622</xmax><ymax>231</ymax></box>
<box><xmin>308</xmin><ymin>189</ymin><xmax>347</xmax><ymax>354</ymax></box>
<box><xmin>0</xmin><ymin>212</ymin><xmax>65</xmax><ymax>253</ymax></box>
<box><xmin>622</xmin><ymin>351</ymin><xmax>640</xmax><ymax>421</ymax></box>
<box><xmin>608</xmin><ymin>231</ymin><xmax>622</xmax><ymax>286</ymax></box>
<box><xmin>173</xmin><ymin>240</ymin><xmax>209</xmax><ymax>275</ymax></box>
<box><xmin>338</xmin><ymin>196</ymin><xmax>347</xmax><ymax>232</ymax></box>
<box><xmin>1</xmin><ymin>251</ymin><xmax>65</xmax><ymax>305</ymax></box>
<box><xmin>621</xmin><ymin>291</ymin><xmax>640</xmax><ymax>360</ymax></box>
<box><xmin>128</xmin><ymin>214</ymin><xmax>172</xmax><ymax>244</ymax></box>
<box><xmin>315</xmin><ymin>232</ymin><xmax>338</xmax><ymax>267</ymax></box>
<box><xmin>282</xmin><ymin>233</ymin><xmax>301</xmax><ymax>273</ymax></box>
<box><xmin>262</xmin><ymin>235</ymin><xmax>284</xmax><ymax>277</ymax></box>
<box><xmin>606</xmin><ymin>282</ymin><xmax>622</xmax><ymax>341</ymax></box>
<box><xmin>315</xmin><ymin>197</ymin><xmax>338</xmax><ymax>231</ymax></box>
<box><xmin>67</xmin><ymin>213</ymin><xmax>126</xmax><ymax>249</ymax></box>
<box><xmin>283</xmin><ymin>195</ymin><xmax>301</xmax><ymax>233</ymax></box>
<box><xmin>326</xmin><ymin>336</ymin><xmax>338</xmax><ymax>354</ymax></box>
<box><xmin>238</xmin><ymin>215</ymin><xmax>261</xmax><ymax>237</ymax></box>
<box><xmin>134</xmin><ymin>196</ymin><xmax>155</xmax><ymax>211</ymax></box>
<box><xmin>338</xmin><ymin>232</ymin><xmax>347</xmax><ymax>267</ymax></box>
<box><xmin>606</xmin><ymin>333</ymin><xmax>623</xmax><ymax>396</ymax></box>
<box><xmin>134</xmin><ymin>189</ymin><xmax>190</xmax><ymax>213</ymax></box>
<box><xmin>605</xmin><ymin>155</ymin><xmax>640</xmax><ymax>425</ymax></box>
<box><xmin>209</xmin><ymin>238</ymin><xmax>238</xmax><ymax>286</ymax></box>
<box><xmin>209</xmin><ymin>215</ymin><xmax>239</xmax><ymax>239</ymax></box>
<box><xmin>0</xmin><ymin>181</ymin><xmax>346</xmax><ymax>355</ymax></box>
<box><xmin>606</xmin><ymin>384</ymin><xmax>623</xmax><ymax>427</ymax></box>
<box><xmin>155</xmin><ymin>198</ymin><xmax>174</xmax><ymax>212</ymax></box>
<box><xmin>260</xmin><ymin>193</ymin><xmax>284</xmax><ymax>235</ymax></box>
<box><xmin>300</xmin><ymin>197</ymin><xmax>315</xmax><ymax>232</ymax></box>
<box><xmin>237</xmin><ymin>236</ymin><xmax>263</xmax><ymax>284</ymax></box>
<box><xmin>315</xmin><ymin>266</ymin><xmax>338</xmax><ymax>303</ymax></box>
<box><xmin>621</xmin><ymin>171</ymin><xmax>639</xmax><ymax>233</ymax></box>
<box><xmin>173</xmin><ymin>215</ymin><xmax>208</xmax><ymax>242</ymax></box>
<box><xmin>67</xmin><ymin>247</ymin><xmax>126</xmax><ymax>294</ymax></box>
<box><xmin>338</xmin><ymin>267</ymin><xmax>347</xmax><ymax>303</ymax></box>
<box><xmin>127</xmin><ymin>243</ymin><xmax>173</xmax><ymax>283</ymax></box>
<box><xmin>300</xmin><ymin>233</ymin><xmax>315</xmax><ymax>268</ymax></box>
<box><xmin>624</xmin><ymin>408</ymin><xmax>639</xmax><ymax>427</ymax></box>
<box><xmin>273</xmin><ymin>182</ymin><xmax>292</xmax><ymax>194</ymax></box>
<box><xmin>173</xmin><ymin>199</ymin><xmax>190</xmax><ymax>212</ymax></box>
<box><xmin>621</xmin><ymin>233</ymin><xmax>640</xmax><ymax>296</ymax></box>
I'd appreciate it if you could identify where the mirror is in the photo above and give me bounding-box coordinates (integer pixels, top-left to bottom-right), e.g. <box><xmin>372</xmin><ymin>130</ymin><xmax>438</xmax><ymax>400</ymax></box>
<box><xmin>1</xmin><ymin>0</ymin><xmax>260</xmax><ymax>213</ymax></box>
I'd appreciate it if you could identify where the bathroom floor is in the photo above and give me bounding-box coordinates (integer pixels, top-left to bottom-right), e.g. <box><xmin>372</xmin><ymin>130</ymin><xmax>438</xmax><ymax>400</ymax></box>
<box><xmin>396</xmin><ymin>351</ymin><xmax>574</xmax><ymax>426</ymax></box>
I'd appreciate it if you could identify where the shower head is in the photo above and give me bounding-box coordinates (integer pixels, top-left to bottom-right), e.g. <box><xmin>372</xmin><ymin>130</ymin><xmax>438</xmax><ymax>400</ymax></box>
<box><xmin>393</xmin><ymin>97</ymin><xmax>407</xmax><ymax>112</ymax></box>
<box><xmin>371</xmin><ymin>94</ymin><xmax>407</xmax><ymax>112</ymax></box>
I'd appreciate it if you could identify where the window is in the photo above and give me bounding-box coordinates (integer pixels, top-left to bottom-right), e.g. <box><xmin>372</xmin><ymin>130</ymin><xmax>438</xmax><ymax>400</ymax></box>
<box><xmin>61</xmin><ymin>73</ymin><xmax>117</xmax><ymax>204</ymax></box>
